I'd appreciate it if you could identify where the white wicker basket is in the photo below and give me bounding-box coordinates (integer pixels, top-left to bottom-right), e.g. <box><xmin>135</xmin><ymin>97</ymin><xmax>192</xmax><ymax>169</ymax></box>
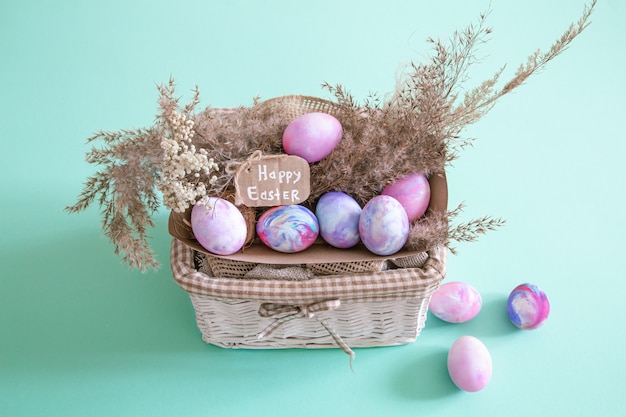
<box><xmin>166</xmin><ymin>94</ymin><xmax>449</xmax><ymax>360</ymax></box>
<box><xmin>170</xmin><ymin>237</ymin><xmax>447</xmax><ymax>358</ymax></box>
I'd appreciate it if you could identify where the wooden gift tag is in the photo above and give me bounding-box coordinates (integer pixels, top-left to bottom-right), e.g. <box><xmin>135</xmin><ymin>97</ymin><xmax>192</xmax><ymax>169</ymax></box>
<box><xmin>233</xmin><ymin>153</ymin><xmax>310</xmax><ymax>207</ymax></box>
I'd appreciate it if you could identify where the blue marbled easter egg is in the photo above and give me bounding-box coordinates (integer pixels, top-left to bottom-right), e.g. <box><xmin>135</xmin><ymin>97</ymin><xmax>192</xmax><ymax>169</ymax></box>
<box><xmin>507</xmin><ymin>283</ymin><xmax>550</xmax><ymax>330</ymax></box>
<box><xmin>316</xmin><ymin>192</ymin><xmax>362</xmax><ymax>249</ymax></box>
<box><xmin>256</xmin><ymin>205</ymin><xmax>319</xmax><ymax>253</ymax></box>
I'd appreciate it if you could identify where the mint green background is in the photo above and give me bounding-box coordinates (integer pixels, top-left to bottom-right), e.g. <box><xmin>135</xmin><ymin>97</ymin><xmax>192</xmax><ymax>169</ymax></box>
<box><xmin>1</xmin><ymin>1</ymin><xmax>624</xmax><ymax>416</ymax></box>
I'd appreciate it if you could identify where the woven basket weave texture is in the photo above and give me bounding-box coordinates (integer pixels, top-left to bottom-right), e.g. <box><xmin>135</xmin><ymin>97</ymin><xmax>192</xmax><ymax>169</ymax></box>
<box><xmin>171</xmin><ymin>238</ymin><xmax>446</xmax><ymax>350</ymax></box>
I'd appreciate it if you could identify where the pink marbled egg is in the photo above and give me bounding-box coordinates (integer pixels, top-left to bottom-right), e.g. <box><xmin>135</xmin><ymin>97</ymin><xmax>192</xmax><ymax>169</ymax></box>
<box><xmin>358</xmin><ymin>195</ymin><xmax>409</xmax><ymax>256</ymax></box>
<box><xmin>381</xmin><ymin>173</ymin><xmax>431</xmax><ymax>222</ymax></box>
<box><xmin>282</xmin><ymin>112</ymin><xmax>342</xmax><ymax>163</ymax></box>
<box><xmin>191</xmin><ymin>197</ymin><xmax>247</xmax><ymax>256</ymax></box>
<box><xmin>429</xmin><ymin>281</ymin><xmax>482</xmax><ymax>323</ymax></box>
<box><xmin>448</xmin><ymin>336</ymin><xmax>493</xmax><ymax>392</ymax></box>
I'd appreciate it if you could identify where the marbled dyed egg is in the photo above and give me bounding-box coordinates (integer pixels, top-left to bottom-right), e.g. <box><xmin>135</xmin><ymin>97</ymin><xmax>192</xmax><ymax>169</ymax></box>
<box><xmin>507</xmin><ymin>283</ymin><xmax>550</xmax><ymax>330</ymax></box>
<box><xmin>448</xmin><ymin>336</ymin><xmax>493</xmax><ymax>392</ymax></box>
<box><xmin>429</xmin><ymin>281</ymin><xmax>482</xmax><ymax>323</ymax></box>
<box><xmin>381</xmin><ymin>173</ymin><xmax>431</xmax><ymax>222</ymax></box>
<box><xmin>191</xmin><ymin>197</ymin><xmax>247</xmax><ymax>256</ymax></box>
<box><xmin>316</xmin><ymin>192</ymin><xmax>362</xmax><ymax>249</ymax></box>
<box><xmin>358</xmin><ymin>195</ymin><xmax>409</xmax><ymax>256</ymax></box>
<box><xmin>256</xmin><ymin>205</ymin><xmax>319</xmax><ymax>253</ymax></box>
<box><xmin>282</xmin><ymin>112</ymin><xmax>343</xmax><ymax>163</ymax></box>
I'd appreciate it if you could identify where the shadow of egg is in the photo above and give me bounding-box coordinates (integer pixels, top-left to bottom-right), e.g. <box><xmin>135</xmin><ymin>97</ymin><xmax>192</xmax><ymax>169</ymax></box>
<box><xmin>392</xmin><ymin>346</ymin><xmax>460</xmax><ymax>400</ymax></box>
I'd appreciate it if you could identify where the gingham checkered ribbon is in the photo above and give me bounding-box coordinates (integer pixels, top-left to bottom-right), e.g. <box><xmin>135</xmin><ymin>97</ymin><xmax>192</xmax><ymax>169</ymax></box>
<box><xmin>170</xmin><ymin>238</ymin><xmax>447</xmax><ymax>304</ymax></box>
<box><xmin>257</xmin><ymin>300</ymin><xmax>356</xmax><ymax>366</ymax></box>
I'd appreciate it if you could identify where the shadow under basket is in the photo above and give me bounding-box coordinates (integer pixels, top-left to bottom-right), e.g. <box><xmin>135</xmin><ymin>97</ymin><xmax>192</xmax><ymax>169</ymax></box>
<box><xmin>170</xmin><ymin>238</ymin><xmax>447</xmax><ymax>359</ymax></box>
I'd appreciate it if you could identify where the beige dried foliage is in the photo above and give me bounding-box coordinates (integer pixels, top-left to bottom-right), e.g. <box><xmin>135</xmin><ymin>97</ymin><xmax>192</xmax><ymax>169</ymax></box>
<box><xmin>67</xmin><ymin>1</ymin><xmax>596</xmax><ymax>270</ymax></box>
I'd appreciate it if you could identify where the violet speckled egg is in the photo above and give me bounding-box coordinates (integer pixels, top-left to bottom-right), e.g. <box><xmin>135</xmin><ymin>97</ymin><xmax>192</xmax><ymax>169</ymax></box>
<box><xmin>358</xmin><ymin>195</ymin><xmax>409</xmax><ymax>256</ymax></box>
<box><xmin>507</xmin><ymin>283</ymin><xmax>550</xmax><ymax>330</ymax></box>
<box><xmin>282</xmin><ymin>112</ymin><xmax>343</xmax><ymax>163</ymax></box>
<box><xmin>256</xmin><ymin>205</ymin><xmax>319</xmax><ymax>253</ymax></box>
<box><xmin>448</xmin><ymin>336</ymin><xmax>493</xmax><ymax>392</ymax></box>
<box><xmin>316</xmin><ymin>192</ymin><xmax>362</xmax><ymax>249</ymax></box>
<box><xmin>381</xmin><ymin>173</ymin><xmax>431</xmax><ymax>222</ymax></box>
<box><xmin>191</xmin><ymin>198</ymin><xmax>247</xmax><ymax>256</ymax></box>
<box><xmin>429</xmin><ymin>281</ymin><xmax>482</xmax><ymax>323</ymax></box>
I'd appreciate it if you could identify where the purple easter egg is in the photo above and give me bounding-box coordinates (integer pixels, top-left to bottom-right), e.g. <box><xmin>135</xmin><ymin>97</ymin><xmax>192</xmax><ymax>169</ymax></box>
<box><xmin>448</xmin><ymin>336</ymin><xmax>493</xmax><ymax>392</ymax></box>
<box><xmin>507</xmin><ymin>283</ymin><xmax>550</xmax><ymax>330</ymax></box>
<box><xmin>256</xmin><ymin>205</ymin><xmax>319</xmax><ymax>253</ymax></box>
<box><xmin>381</xmin><ymin>173</ymin><xmax>431</xmax><ymax>222</ymax></box>
<box><xmin>430</xmin><ymin>281</ymin><xmax>482</xmax><ymax>323</ymax></box>
<box><xmin>191</xmin><ymin>197</ymin><xmax>247</xmax><ymax>256</ymax></box>
<box><xmin>282</xmin><ymin>112</ymin><xmax>343</xmax><ymax>163</ymax></box>
<box><xmin>359</xmin><ymin>195</ymin><xmax>409</xmax><ymax>256</ymax></box>
<box><xmin>316</xmin><ymin>191</ymin><xmax>362</xmax><ymax>249</ymax></box>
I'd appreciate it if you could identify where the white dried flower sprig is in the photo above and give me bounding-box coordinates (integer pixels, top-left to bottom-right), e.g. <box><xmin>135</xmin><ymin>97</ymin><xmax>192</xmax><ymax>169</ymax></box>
<box><xmin>159</xmin><ymin>111</ymin><xmax>219</xmax><ymax>213</ymax></box>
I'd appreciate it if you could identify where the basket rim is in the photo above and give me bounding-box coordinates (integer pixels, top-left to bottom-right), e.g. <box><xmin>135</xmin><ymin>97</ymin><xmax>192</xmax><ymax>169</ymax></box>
<box><xmin>170</xmin><ymin>237</ymin><xmax>447</xmax><ymax>304</ymax></box>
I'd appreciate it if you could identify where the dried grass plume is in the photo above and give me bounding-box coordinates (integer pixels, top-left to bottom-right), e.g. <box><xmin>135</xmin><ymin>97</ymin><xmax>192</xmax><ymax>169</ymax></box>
<box><xmin>66</xmin><ymin>1</ymin><xmax>596</xmax><ymax>270</ymax></box>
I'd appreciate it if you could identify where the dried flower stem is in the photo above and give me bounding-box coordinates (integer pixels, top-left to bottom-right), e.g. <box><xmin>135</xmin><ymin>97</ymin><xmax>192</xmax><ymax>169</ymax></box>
<box><xmin>67</xmin><ymin>3</ymin><xmax>595</xmax><ymax>270</ymax></box>
<box><xmin>65</xmin><ymin>127</ymin><xmax>163</xmax><ymax>271</ymax></box>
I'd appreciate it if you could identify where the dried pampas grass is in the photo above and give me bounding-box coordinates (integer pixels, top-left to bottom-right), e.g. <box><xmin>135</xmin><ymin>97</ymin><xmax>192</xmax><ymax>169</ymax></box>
<box><xmin>67</xmin><ymin>1</ymin><xmax>596</xmax><ymax>271</ymax></box>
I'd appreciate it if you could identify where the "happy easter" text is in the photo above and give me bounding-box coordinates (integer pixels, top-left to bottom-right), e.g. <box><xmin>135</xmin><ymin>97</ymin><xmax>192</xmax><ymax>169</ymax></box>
<box><xmin>234</xmin><ymin>155</ymin><xmax>311</xmax><ymax>207</ymax></box>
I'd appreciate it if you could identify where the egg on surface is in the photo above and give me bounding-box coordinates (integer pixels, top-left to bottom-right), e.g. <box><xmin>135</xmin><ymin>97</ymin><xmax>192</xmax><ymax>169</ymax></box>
<box><xmin>316</xmin><ymin>191</ymin><xmax>362</xmax><ymax>249</ymax></box>
<box><xmin>381</xmin><ymin>173</ymin><xmax>431</xmax><ymax>222</ymax></box>
<box><xmin>191</xmin><ymin>197</ymin><xmax>247</xmax><ymax>256</ymax></box>
<box><xmin>429</xmin><ymin>281</ymin><xmax>482</xmax><ymax>323</ymax></box>
<box><xmin>282</xmin><ymin>112</ymin><xmax>342</xmax><ymax>163</ymax></box>
<box><xmin>358</xmin><ymin>195</ymin><xmax>409</xmax><ymax>256</ymax></box>
<box><xmin>447</xmin><ymin>335</ymin><xmax>493</xmax><ymax>392</ymax></box>
<box><xmin>256</xmin><ymin>205</ymin><xmax>319</xmax><ymax>253</ymax></box>
<box><xmin>507</xmin><ymin>283</ymin><xmax>550</xmax><ymax>330</ymax></box>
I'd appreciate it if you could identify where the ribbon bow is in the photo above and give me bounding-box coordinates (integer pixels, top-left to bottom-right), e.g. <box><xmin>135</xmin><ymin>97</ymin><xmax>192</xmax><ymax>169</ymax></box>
<box><xmin>257</xmin><ymin>300</ymin><xmax>355</xmax><ymax>368</ymax></box>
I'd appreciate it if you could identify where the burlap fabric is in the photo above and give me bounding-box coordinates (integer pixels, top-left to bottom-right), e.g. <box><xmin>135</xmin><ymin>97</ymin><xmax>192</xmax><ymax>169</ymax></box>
<box><xmin>259</xmin><ymin>94</ymin><xmax>341</xmax><ymax>118</ymax></box>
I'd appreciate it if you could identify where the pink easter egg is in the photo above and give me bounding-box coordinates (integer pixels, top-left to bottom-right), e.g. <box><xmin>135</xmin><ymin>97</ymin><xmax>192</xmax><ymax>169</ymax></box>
<box><xmin>381</xmin><ymin>173</ymin><xmax>431</xmax><ymax>222</ymax></box>
<box><xmin>448</xmin><ymin>336</ymin><xmax>493</xmax><ymax>392</ymax></box>
<box><xmin>429</xmin><ymin>281</ymin><xmax>482</xmax><ymax>323</ymax></box>
<box><xmin>191</xmin><ymin>197</ymin><xmax>247</xmax><ymax>256</ymax></box>
<box><xmin>282</xmin><ymin>112</ymin><xmax>343</xmax><ymax>163</ymax></box>
<box><xmin>358</xmin><ymin>195</ymin><xmax>409</xmax><ymax>256</ymax></box>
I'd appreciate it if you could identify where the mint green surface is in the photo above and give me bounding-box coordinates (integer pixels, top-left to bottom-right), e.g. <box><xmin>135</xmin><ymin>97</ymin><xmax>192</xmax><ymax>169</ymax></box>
<box><xmin>2</xmin><ymin>1</ymin><xmax>624</xmax><ymax>416</ymax></box>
